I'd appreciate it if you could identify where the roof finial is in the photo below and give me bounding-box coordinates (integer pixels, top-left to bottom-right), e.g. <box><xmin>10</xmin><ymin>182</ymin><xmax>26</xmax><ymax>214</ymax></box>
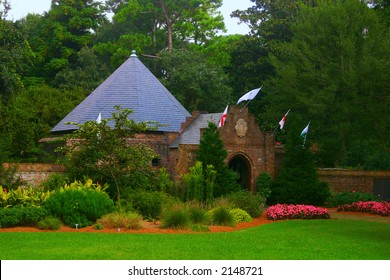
<box><xmin>130</xmin><ymin>50</ymin><xmax>137</xmax><ymax>57</ymax></box>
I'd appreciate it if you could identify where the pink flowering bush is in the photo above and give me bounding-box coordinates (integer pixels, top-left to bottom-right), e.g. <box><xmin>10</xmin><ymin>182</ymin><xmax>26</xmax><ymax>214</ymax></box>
<box><xmin>266</xmin><ymin>204</ymin><xmax>330</xmax><ymax>220</ymax></box>
<box><xmin>337</xmin><ymin>201</ymin><xmax>390</xmax><ymax>216</ymax></box>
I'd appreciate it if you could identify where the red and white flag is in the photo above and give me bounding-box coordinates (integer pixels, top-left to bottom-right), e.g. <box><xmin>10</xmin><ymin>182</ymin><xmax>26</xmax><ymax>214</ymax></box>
<box><xmin>278</xmin><ymin>109</ymin><xmax>290</xmax><ymax>130</ymax></box>
<box><xmin>218</xmin><ymin>105</ymin><xmax>229</xmax><ymax>127</ymax></box>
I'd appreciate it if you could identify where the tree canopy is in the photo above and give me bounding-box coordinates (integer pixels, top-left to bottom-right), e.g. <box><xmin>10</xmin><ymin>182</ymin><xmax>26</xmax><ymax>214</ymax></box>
<box><xmin>0</xmin><ymin>0</ymin><xmax>388</xmax><ymax>170</ymax></box>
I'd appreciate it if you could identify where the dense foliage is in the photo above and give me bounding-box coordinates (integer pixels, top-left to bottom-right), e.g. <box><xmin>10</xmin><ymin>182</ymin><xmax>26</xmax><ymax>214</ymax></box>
<box><xmin>0</xmin><ymin>206</ymin><xmax>47</xmax><ymax>227</ymax></box>
<box><xmin>43</xmin><ymin>180</ymin><xmax>115</xmax><ymax>228</ymax></box>
<box><xmin>62</xmin><ymin>106</ymin><xmax>157</xmax><ymax>201</ymax></box>
<box><xmin>0</xmin><ymin>0</ymin><xmax>388</xmax><ymax>170</ymax></box>
<box><xmin>195</xmin><ymin>122</ymin><xmax>240</xmax><ymax>197</ymax></box>
<box><xmin>268</xmin><ymin>129</ymin><xmax>330</xmax><ymax>206</ymax></box>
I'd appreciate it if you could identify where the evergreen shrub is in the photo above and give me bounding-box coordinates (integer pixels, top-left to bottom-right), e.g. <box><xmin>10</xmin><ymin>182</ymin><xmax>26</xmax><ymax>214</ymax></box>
<box><xmin>36</xmin><ymin>216</ymin><xmax>62</xmax><ymax>230</ymax></box>
<box><xmin>44</xmin><ymin>181</ymin><xmax>114</xmax><ymax>228</ymax></box>
<box><xmin>327</xmin><ymin>191</ymin><xmax>382</xmax><ymax>207</ymax></box>
<box><xmin>268</xmin><ymin>130</ymin><xmax>330</xmax><ymax>206</ymax></box>
<box><xmin>229</xmin><ymin>208</ymin><xmax>252</xmax><ymax>223</ymax></box>
<box><xmin>226</xmin><ymin>190</ymin><xmax>263</xmax><ymax>217</ymax></box>
<box><xmin>0</xmin><ymin>206</ymin><xmax>47</xmax><ymax>227</ymax></box>
<box><xmin>126</xmin><ymin>191</ymin><xmax>168</xmax><ymax>220</ymax></box>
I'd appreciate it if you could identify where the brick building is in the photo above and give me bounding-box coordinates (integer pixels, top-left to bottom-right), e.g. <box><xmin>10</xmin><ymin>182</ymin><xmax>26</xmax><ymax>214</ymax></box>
<box><xmin>51</xmin><ymin>51</ymin><xmax>277</xmax><ymax>192</ymax></box>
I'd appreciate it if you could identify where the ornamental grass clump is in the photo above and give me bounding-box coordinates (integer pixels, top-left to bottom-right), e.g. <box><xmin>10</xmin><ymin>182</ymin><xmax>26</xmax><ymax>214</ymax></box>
<box><xmin>161</xmin><ymin>207</ymin><xmax>190</xmax><ymax>229</ymax></box>
<box><xmin>337</xmin><ymin>201</ymin><xmax>389</xmax><ymax>216</ymax></box>
<box><xmin>266</xmin><ymin>204</ymin><xmax>330</xmax><ymax>221</ymax></box>
<box><xmin>209</xmin><ymin>207</ymin><xmax>235</xmax><ymax>227</ymax></box>
<box><xmin>98</xmin><ymin>212</ymin><xmax>143</xmax><ymax>229</ymax></box>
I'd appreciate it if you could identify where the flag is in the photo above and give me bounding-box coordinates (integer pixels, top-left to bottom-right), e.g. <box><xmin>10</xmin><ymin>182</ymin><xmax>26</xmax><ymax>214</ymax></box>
<box><xmin>218</xmin><ymin>105</ymin><xmax>228</xmax><ymax>127</ymax></box>
<box><xmin>278</xmin><ymin>109</ymin><xmax>290</xmax><ymax>130</ymax></box>
<box><xmin>237</xmin><ymin>86</ymin><xmax>262</xmax><ymax>104</ymax></box>
<box><xmin>300</xmin><ymin>122</ymin><xmax>310</xmax><ymax>137</ymax></box>
<box><xmin>301</xmin><ymin>122</ymin><xmax>310</xmax><ymax>145</ymax></box>
<box><xmin>96</xmin><ymin>112</ymin><xmax>102</xmax><ymax>124</ymax></box>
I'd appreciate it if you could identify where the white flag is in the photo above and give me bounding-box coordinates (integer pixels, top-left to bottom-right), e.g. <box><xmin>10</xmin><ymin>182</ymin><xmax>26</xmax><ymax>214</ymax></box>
<box><xmin>301</xmin><ymin>122</ymin><xmax>310</xmax><ymax>137</ymax></box>
<box><xmin>218</xmin><ymin>105</ymin><xmax>228</xmax><ymax>127</ymax></box>
<box><xmin>301</xmin><ymin>122</ymin><xmax>310</xmax><ymax>145</ymax></box>
<box><xmin>278</xmin><ymin>109</ymin><xmax>290</xmax><ymax>130</ymax></box>
<box><xmin>237</xmin><ymin>86</ymin><xmax>262</xmax><ymax>104</ymax></box>
<box><xmin>96</xmin><ymin>112</ymin><xmax>102</xmax><ymax>124</ymax></box>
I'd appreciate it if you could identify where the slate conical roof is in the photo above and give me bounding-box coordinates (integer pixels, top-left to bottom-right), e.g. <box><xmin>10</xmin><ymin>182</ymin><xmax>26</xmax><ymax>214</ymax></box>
<box><xmin>51</xmin><ymin>51</ymin><xmax>191</xmax><ymax>134</ymax></box>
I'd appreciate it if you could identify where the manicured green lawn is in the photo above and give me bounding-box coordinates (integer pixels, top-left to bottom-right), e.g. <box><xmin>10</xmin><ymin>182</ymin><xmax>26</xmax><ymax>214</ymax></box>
<box><xmin>1</xmin><ymin>219</ymin><xmax>389</xmax><ymax>260</ymax></box>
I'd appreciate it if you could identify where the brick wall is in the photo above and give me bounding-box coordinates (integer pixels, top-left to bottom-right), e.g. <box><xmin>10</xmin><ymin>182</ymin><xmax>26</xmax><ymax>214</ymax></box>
<box><xmin>318</xmin><ymin>169</ymin><xmax>390</xmax><ymax>196</ymax></box>
<box><xmin>3</xmin><ymin>163</ymin><xmax>389</xmax><ymax>198</ymax></box>
<box><xmin>2</xmin><ymin>163</ymin><xmax>66</xmax><ymax>186</ymax></box>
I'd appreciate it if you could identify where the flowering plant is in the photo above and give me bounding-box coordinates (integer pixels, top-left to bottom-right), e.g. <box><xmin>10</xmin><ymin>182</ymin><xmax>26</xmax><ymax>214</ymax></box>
<box><xmin>267</xmin><ymin>204</ymin><xmax>330</xmax><ymax>220</ymax></box>
<box><xmin>337</xmin><ymin>201</ymin><xmax>389</xmax><ymax>216</ymax></box>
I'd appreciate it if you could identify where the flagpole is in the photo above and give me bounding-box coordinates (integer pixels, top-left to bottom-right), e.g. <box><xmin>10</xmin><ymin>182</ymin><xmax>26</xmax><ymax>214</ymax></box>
<box><xmin>272</xmin><ymin>124</ymin><xmax>279</xmax><ymax>135</ymax></box>
<box><xmin>239</xmin><ymin>99</ymin><xmax>251</xmax><ymax>112</ymax></box>
<box><xmin>273</xmin><ymin>109</ymin><xmax>290</xmax><ymax>135</ymax></box>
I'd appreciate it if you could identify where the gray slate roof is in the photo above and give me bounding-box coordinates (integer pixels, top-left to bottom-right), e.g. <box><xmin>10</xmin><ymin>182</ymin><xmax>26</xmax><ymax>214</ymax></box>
<box><xmin>51</xmin><ymin>52</ymin><xmax>191</xmax><ymax>133</ymax></box>
<box><xmin>170</xmin><ymin>113</ymin><xmax>222</xmax><ymax>148</ymax></box>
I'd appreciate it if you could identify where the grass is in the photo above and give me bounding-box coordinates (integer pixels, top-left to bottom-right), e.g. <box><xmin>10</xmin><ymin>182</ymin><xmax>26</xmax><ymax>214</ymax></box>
<box><xmin>1</xmin><ymin>219</ymin><xmax>389</xmax><ymax>260</ymax></box>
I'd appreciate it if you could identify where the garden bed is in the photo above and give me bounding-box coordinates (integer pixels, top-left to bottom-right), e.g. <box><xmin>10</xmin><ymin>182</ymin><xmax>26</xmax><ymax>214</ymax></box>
<box><xmin>0</xmin><ymin>211</ymin><xmax>274</xmax><ymax>234</ymax></box>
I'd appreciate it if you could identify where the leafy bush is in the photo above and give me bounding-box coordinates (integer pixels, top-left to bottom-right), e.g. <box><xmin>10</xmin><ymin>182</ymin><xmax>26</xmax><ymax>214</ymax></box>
<box><xmin>36</xmin><ymin>216</ymin><xmax>62</xmax><ymax>230</ymax></box>
<box><xmin>44</xmin><ymin>180</ymin><xmax>114</xmax><ymax>227</ymax></box>
<box><xmin>229</xmin><ymin>208</ymin><xmax>252</xmax><ymax>223</ymax></box>
<box><xmin>40</xmin><ymin>173</ymin><xmax>69</xmax><ymax>191</ymax></box>
<box><xmin>209</xmin><ymin>207</ymin><xmax>235</xmax><ymax>227</ymax></box>
<box><xmin>126</xmin><ymin>191</ymin><xmax>169</xmax><ymax>220</ymax></box>
<box><xmin>337</xmin><ymin>201</ymin><xmax>390</xmax><ymax>216</ymax></box>
<box><xmin>0</xmin><ymin>164</ymin><xmax>25</xmax><ymax>190</ymax></box>
<box><xmin>161</xmin><ymin>207</ymin><xmax>190</xmax><ymax>229</ymax></box>
<box><xmin>181</xmin><ymin>161</ymin><xmax>216</xmax><ymax>203</ymax></box>
<box><xmin>98</xmin><ymin>212</ymin><xmax>143</xmax><ymax>229</ymax></box>
<box><xmin>266</xmin><ymin>204</ymin><xmax>330</xmax><ymax>220</ymax></box>
<box><xmin>226</xmin><ymin>190</ymin><xmax>263</xmax><ymax>218</ymax></box>
<box><xmin>0</xmin><ymin>186</ymin><xmax>52</xmax><ymax>208</ymax></box>
<box><xmin>327</xmin><ymin>191</ymin><xmax>382</xmax><ymax>207</ymax></box>
<box><xmin>0</xmin><ymin>208</ymin><xmax>20</xmax><ymax>227</ymax></box>
<box><xmin>256</xmin><ymin>172</ymin><xmax>272</xmax><ymax>200</ymax></box>
<box><xmin>0</xmin><ymin>206</ymin><xmax>47</xmax><ymax>227</ymax></box>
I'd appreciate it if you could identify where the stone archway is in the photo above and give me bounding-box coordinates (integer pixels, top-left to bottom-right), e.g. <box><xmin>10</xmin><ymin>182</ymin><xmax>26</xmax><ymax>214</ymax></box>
<box><xmin>228</xmin><ymin>154</ymin><xmax>252</xmax><ymax>191</ymax></box>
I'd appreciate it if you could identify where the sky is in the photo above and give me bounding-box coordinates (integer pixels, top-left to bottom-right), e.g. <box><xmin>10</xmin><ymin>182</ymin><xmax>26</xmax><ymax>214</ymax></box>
<box><xmin>6</xmin><ymin>0</ymin><xmax>252</xmax><ymax>35</ymax></box>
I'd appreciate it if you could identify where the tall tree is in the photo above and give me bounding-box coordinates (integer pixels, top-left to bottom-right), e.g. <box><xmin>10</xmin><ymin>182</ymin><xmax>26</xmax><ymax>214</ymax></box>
<box><xmin>0</xmin><ymin>19</ymin><xmax>33</xmax><ymax>103</ymax></box>
<box><xmin>62</xmin><ymin>106</ymin><xmax>158</xmax><ymax>201</ymax></box>
<box><xmin>265</xmin><ymin>0</ymin><xmax>390</xmax><ymax>167</ymax></box>
<box><xmin>28</xmin><ymin>0</ymin><xmax>106</xmax><ymax>81</ymax></box>
<box><xmin>102</xmin><ymin>0</ymin><xmax>225</xmax><ymax>54</ymax></box>
<box><xmin>196</xmin><ymin>122</ymin><xmax>239</xmax><ymax>197</ymax></box>
<box><xmin>0</xmin><ymin>0</ymin><xmax>11</xmax><ymax>19</ymax></box>
<box><xmin>153</xmin><ymin>49</ymin><xmax>232</xmax><ymax>112</ymax></box>
<box><xmin>0</xmin><ymin>85</ymin><xmax>87</xmax><ymax>161</ymax></box>
<box><xmin>268</xmin><ymin>125</ymin><xmax>330</xmax><ymax>206</ymax></box>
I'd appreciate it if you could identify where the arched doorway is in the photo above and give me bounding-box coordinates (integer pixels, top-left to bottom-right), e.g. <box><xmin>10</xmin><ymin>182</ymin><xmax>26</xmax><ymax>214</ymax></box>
<box><xmin>228</xmin><ymin>154</ymin><xmax>251</xmax><ymax>191</ymax></box>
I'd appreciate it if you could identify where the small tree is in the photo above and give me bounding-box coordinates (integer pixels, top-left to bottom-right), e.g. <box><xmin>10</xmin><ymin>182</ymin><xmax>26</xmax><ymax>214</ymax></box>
<box><xmin>196</xmin><ymin>122</ymin><xmax>240</xmax><ymax>197</ymax></box>
<box><xmin>268</xmin><ymin>127</ymin><xmax>330</xmax><ymax>206</ymax></box>
<box><xmin>62</xmin><ymin>106</ymin><xmax>158</xmax><ymax>202</ymax></box>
